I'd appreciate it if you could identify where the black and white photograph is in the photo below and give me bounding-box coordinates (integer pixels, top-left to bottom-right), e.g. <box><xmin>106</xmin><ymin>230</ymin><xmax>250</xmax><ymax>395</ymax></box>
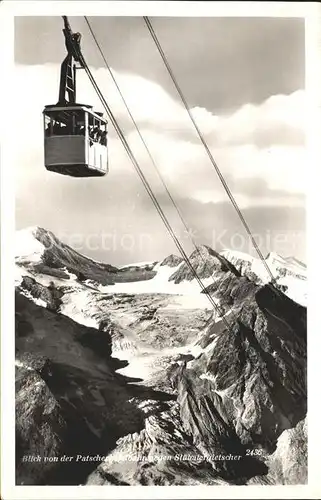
<box><xmin>1</xmin><ymin>1</ymin><xmax>320</xmax><ymax>498</ymax></box>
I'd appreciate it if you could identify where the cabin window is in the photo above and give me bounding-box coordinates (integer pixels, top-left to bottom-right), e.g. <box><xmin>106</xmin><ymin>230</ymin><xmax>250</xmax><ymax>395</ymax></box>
<box><xmin>44</xmin><ymin>115</ymin><xmax>54</xmax><ymax>136</ymax></box>
<box><xmin>44</xmin><ymin>109</ymin><xmax>106</xmax><ymax>146</ymax></box>
<box><xmin>44</xmin><ymin>115</ymin><xmax>67</xmax><ymax>136</ymax></box>
<box><xmin>44</xmin><ymin>110</ymin><xmax>87</xmax><ymax>137</ymax></box>
<box><xmin>73</xmin><ymin>111</ymin><xmax>86</xmax><ymax>136</ymax></box>
<box><xmin>87</xmin><ymin>114</ymin><xmax>107</xmax><ymax>147</ymax></box>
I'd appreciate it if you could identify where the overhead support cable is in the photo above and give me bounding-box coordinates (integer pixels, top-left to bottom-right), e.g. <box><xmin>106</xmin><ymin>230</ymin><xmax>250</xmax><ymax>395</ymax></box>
<box><xmin>83</xmin><ymin>16</ymin><xmax>237</xmax><ymax>320</ymax></box>
<box><xmin>67</xmin><ymin>21</ymin><xmax>234</xmax><ymax>329</ymax></box>
<box><xmin>143</xmin><ymin>16</ymin><xmax>276</xmax><ymax>284</ymax></box>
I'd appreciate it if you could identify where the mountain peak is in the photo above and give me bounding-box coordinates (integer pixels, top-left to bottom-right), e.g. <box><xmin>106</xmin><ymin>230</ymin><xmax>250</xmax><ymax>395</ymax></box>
<box><xmin>160</xmin><ymin>254</ymin><xmax>184</xmax><ymax>268</ymax></box>
<box><xmin>17</xmin><ymin>226</ymin><xmax>50</xmax><ymax>239</ymax></box>
<box><xmin>169</xmin><ymin>244</ymin><xmax>240</xmax><ymax>284</ymax></box>
<box><xmin>192</xmin><ymin>244</ymin><xmax>217</xmax><ymax>256</ymax></box>
<box><xmin>15</xmin><ymin>226</ymin><xmax>46</xmax><ymax>261</ymax></box>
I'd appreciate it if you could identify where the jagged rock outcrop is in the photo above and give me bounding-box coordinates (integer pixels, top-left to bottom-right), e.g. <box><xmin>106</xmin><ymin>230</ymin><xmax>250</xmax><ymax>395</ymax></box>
<box><xmin>87</xmin><ymin>400</ymin><xmax>232</xmax><ymax>486</ymax></box>
<box><xmin>19</xmin><ymin>276</ymin><xmax>63</xmax><ymax>312</ymax></box>
<box><xmin>265</xmin><ymin>417</ymin><xmax>307</xmax><ymax>484</ymax></box>
<box><xmin>202</xmin><ymin>272</ymin><xmax>257</xmax><ymax>313</ymax></box>
<box><xmin>169</xmin><ymin>245</ymin><xmax>240</xmax><ymax>283</ymax></box>
<box><xmin>16</xmin><ymin>358</ymin><xmax>68</xmax><ymax>485</ymax></box>
<box><xmin>249</xmin><ymin>417</ymin><xmax>307</xmax><ymax>485</ymax></box>
<box><xmin>169</xmin><ymin>280</ymin><xmax>307</xmax><ymax>476</ymax></box>
<box><xmin>219</xmin><ymin>253</ymin><xmax>262</xmax><ymax>284</ymax></box>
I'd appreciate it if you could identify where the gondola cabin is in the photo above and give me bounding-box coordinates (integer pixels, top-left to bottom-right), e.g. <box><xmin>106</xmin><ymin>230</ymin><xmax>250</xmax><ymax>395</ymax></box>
<box><xmin>43</xmin><ymin>104</ymin><xmax>108</xmax><ymax>177</ymax></box>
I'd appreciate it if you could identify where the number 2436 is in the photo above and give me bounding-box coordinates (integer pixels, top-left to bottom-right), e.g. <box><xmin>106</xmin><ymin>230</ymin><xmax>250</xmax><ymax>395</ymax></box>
<box><xmin>246</xmin><ymin>449</ymin><xmax>263</xmax><ymax>456</ymax></box>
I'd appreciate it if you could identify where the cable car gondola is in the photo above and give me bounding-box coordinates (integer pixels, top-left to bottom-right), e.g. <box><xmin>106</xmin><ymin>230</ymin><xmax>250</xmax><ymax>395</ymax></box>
<box><xmin>43</xmin><ymin>17</ymin><xmax>108</xmax><ymax>177</ymax></box>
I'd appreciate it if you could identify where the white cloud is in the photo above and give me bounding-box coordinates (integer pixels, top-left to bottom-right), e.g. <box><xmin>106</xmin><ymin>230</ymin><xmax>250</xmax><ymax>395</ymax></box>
<box><xmin>13</xmin><ymin>63</ymin><xmax>306</xmax><ymax>210</ymax></box>
<box><xmin>199</xmin><ymin>90</ymin><xmax>305</xmax><ymax>147</ymax></box>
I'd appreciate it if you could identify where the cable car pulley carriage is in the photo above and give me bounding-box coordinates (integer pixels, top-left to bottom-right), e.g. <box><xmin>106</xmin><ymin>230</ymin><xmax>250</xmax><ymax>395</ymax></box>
<box><xmin>43</xmin><ymin>16</ymin><xmax>108</xmax><ymax>177</ymax></box>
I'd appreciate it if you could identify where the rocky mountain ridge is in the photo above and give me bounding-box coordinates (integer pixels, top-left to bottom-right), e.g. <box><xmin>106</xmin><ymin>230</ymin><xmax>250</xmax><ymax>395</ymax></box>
<box><xmin>15</xmin><ymin>227</ymin><xmax>307</xmax><ymax>485</ymax></box>
<box><xmin>16</xmin><ymin>226</ymin><xmax>307</xmax><ymax>306</ymax></box>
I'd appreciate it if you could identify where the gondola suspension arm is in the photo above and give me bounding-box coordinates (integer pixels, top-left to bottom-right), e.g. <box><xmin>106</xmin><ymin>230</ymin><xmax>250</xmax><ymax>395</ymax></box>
<box><xmin>58</xmin><ymin>16</ymin><xmax>84</xmax><ymax>105</ymax></box>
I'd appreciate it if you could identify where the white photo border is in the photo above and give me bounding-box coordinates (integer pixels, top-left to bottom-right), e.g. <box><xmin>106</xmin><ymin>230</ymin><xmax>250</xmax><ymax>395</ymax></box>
<box><xmin>1</xmin><ymin>2</ymin><xmax>320</xmax><ymax>499</ymax></box>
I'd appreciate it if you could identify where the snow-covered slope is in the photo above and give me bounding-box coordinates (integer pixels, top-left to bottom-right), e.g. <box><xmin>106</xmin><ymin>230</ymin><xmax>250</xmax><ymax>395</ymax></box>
<box><xmin>221</xmin><ymin>249</ymin><xmax>306</xmax><ymax>281</ymax></box>
<box><xmin>15</xmin><ymin>227</ymin><xmax>307</xmax><ymax>307</ymax></box>
<box><xmin>15</xmin><ymin>226</ymin><xmax>156</xmax><ymax>286</ymax></box>
<box><xmin>220</xmin><ymin>249</ymin><xmax>307</xmax><ymax>306</ymax></box>
<box><xmin>15</xmin><ymin>226</ymin><xmax>46</xmax><ymax>263</ymax></box>
<box><xmin>266</xmin><ymin>251</ymin><xmax>306</xmax><ymax>279</ymax></box>
<box><xmin>99</xmin><ymin>261</ymin><xmax>215</xmax><ymax>298</ymax></box>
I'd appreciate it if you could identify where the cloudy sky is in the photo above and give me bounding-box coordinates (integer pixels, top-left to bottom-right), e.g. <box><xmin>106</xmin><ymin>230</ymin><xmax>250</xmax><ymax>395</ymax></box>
<box><xmin>14</xmin><ymin>16</ymin><xmax>305</xmax><ymax>265</ymax></box>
